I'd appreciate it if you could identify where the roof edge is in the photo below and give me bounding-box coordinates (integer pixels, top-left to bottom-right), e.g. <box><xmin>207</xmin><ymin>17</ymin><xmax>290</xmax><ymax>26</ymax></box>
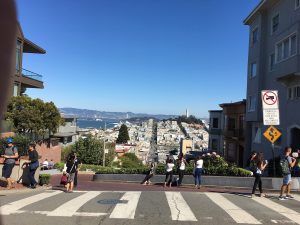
<box><xmin>243</xmin><ymin>0</ymin><xmax>266</xmax><ymax>25</ymax></box>
<box><xmin>23</xmin><ymin>38</ymin><xmax>46</xmax><ymax>54</ymax></box>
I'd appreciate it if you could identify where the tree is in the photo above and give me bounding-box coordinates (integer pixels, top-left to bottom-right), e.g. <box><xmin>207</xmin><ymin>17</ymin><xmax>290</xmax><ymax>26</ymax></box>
<box><xmin>116</xmin><ymin>124</ymin><xmax>130</xmax><ymax>144</ymax></box>
<box><xmin>5</xmin><ymin>96</ymin><xmax>63</xmax><ymax>140</ymax></box>
<box><xmin>74</xmin><ymin>135</ymin><xmax>115</xmax><ymax>165</ymax></box>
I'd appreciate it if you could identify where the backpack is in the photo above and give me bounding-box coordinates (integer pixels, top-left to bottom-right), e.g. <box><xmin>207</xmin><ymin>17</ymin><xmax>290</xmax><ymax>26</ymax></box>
<box><xmin>60</xmin><ymin>174</ymin><xmax>68</xmax><ymax>185</ymax></box>
<box><xmin>280</xmin><ymin>156</ymin><xmax>290</xmax><ymax>175</ymax></box>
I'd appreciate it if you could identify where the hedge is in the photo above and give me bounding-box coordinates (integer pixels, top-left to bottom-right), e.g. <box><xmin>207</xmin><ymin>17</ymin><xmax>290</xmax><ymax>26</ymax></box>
<box><xmin>55</xmin><ymin>158</ymin><xmax>253</xmax><ymax>177</ymax></box>
<box><xmin>39</xmin><ymin>174</ymin><xmax>51</xmax><ymax>185</ymax></box>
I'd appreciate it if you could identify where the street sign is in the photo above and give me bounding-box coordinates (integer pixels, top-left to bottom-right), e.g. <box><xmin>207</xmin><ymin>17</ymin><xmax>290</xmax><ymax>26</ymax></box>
<box><xmin>263</xmin><ymin>126</ymin><xmax>282</xmax><ymax>144</ymax></box>
<box><xmin>262</xmin><ymin>90</ymin><xmax>279</xmax><ymax>109</ymax></box>
<box><xmin>261</xmin><ymin>90</ymin><xmax>280</xmax><ymax>125</ymax></box>
<box><xmin>104</xmin><ymin>149</ymin><xmax>109</xmax><ymax>154</ymax></box>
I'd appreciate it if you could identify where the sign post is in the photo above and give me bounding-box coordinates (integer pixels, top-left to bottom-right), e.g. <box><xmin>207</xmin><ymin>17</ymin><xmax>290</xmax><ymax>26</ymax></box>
<box><xmin>262</xmin><ymin>90</ymin><xmax>280</xmax><ymax>177</ymax></box>
<box><xmin>263</xmin><ymin>126</ymin><xmax>282</xmax><ymax>176</ymax></box>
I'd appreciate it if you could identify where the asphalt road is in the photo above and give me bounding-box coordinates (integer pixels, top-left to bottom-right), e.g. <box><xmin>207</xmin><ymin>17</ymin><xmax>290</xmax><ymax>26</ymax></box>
<box><xmin>1</xmin><ymin>189</ymin><xmax>300</xmax><ymax>225</ymax></box>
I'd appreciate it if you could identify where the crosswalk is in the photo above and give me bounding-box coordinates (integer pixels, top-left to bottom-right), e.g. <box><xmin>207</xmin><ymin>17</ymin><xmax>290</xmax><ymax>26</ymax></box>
<box><xmin>0</xmin><ymin>190</ymin><xmax>300</xmax><ymax>224</ymax></box>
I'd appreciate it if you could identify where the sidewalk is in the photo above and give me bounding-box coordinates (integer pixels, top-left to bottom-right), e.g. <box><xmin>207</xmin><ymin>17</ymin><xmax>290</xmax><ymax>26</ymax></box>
<box><xmin>50</xmin><ymin>174</ymin><xmax>254</xmax><ymax>194</ymax></box>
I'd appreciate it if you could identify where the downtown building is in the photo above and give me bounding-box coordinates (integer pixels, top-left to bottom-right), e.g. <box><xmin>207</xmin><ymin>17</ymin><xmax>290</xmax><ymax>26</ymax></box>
<box><xmin>244</xmin><ymin>0</ymin><xmax>300</xmax><ymax>161</ymax></box>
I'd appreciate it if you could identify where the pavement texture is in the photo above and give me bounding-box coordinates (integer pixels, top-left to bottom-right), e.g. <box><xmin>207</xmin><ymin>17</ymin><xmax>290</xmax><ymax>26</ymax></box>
<box><xmin>1</xmin><ymin>187</ymin><xmax>300</xmax><ymax>225</ymax></box>
<box><xmin>1</xmin><ymin>174</ymin><xmax>300</xmax><ymax>225</ymax></box>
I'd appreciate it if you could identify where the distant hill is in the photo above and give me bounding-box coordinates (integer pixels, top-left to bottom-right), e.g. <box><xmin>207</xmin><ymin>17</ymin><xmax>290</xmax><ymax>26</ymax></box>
<box><xmin>59</xmin><ymin>107</ymin><xmax>178</xmax><ymax>120</ymax></box>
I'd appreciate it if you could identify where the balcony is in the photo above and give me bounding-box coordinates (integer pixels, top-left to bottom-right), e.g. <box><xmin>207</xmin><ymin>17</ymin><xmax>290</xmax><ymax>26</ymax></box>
<box><xmin>20</xmin><ymin>68</ymin><xmax>44</xmax><ymax>89</ymax></box>
<box><xmin>22</xmin><ymin>68</ymin><xmax>43</xmax><ymax>82</ymax></box>
<box><xmin>223</xmin><ymin>129</ymin><xmax>244</xmax><ymax>139</ymax></box>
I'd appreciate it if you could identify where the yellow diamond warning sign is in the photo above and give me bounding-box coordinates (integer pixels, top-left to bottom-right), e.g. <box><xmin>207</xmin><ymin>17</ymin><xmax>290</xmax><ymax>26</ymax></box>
<box><xmin>263</xmin><ymin>126</ymin><xmax>282</xmax><ymax>144</ymax></box>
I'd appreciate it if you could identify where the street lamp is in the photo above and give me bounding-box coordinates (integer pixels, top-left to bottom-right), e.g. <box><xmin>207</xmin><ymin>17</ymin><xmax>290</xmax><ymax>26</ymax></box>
<box><xmin>103</xmin><ymin>122</ymin><xmax>106</xmax><ymax>167</ymax></box>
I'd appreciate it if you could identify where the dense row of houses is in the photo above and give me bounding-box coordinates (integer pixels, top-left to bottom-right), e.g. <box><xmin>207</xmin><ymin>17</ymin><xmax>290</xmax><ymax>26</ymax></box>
<box><xmin>209</xmin><ymin>0</ymin><xmax>300</xmax><ymax>167</ymax></box>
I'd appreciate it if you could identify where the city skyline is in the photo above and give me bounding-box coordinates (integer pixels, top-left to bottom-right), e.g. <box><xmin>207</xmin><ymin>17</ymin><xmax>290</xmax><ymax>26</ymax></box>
<box><xmin>17</xmin><ymin>0</ymin><xmax>259</xmax><ymax>117</ymax></box>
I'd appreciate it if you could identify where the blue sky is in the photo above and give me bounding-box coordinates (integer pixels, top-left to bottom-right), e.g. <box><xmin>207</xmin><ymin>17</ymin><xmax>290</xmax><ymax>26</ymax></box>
<box><xmin>17</xmin><ymin>0</ymin><xmax>260</xmax><ymax>117</ymax></box>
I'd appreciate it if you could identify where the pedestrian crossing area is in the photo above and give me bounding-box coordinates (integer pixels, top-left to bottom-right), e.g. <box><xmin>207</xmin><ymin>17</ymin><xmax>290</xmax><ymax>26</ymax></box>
<box><xmin>1</xmin><ymin>190</ymin><xmax>300</xmax><ymax>224</ymax></box>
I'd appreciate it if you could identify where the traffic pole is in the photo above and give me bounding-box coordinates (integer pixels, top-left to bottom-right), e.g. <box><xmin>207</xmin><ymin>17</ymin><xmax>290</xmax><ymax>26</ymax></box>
<box><xmin>272</xmin><ymin>143</ymin><xmax>275</xmax><ymax>177</ymax></box>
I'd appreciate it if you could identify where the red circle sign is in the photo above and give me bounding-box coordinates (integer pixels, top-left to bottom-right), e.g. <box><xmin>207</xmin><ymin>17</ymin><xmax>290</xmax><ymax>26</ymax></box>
<box><xmin>263</xmin><ymin>91</ymin><xmax>278</xmax><ymax>105</ymax></box>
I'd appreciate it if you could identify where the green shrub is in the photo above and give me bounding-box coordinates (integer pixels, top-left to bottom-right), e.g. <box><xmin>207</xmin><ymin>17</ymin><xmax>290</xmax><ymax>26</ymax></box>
<box><xmin>54</xmin><ymin>162</ymin><xmax>64</xmax><ymax>171</ymax></box>
<box><xmin>39</xmin><ymin>174</ymin><xmax>51</xmax><ymax>185</ymax></box>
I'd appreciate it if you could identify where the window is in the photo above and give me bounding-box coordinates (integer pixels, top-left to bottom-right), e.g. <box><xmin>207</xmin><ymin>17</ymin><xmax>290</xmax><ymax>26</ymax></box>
<box><xmin>228</xmin><ymin>118</ymin><xmax>236</xmax><ymax>130</ymax></box>
<box><xmin>277</xmin><ymin>42</ymin><xmax>283</xmax><ymax>61</ymax></box>
<box><xmin>272</xmin><ymin>14</ymin><xmax>279</xmax><ymax>33</ymax></box>
<box><xmin>288</xmin><ymin>87</ymin><xmax>293</xmax><ymax>99</ymax></box>
<box><xmin>250</xmin><ymin>62</ymin><xmax>257</xmax><ymax>78</ymax></box>
<box><xmin>212</xmin><ymin>118</ymin><xmax>219</xmax><ymax>129</ymax></box>
<box><xmin>276</xmin><ymin>33</ymin><xmax>297</xmax><ymax>62</ymax></box>
<box><xmin>212</xmin><ymin>139</ymin><xmax>218</xmax><ymax>151</ymax></box>
<box><xmin>291</xmin><ymin>34</ymin><xmax>297</xmax><ymax>56</ymax></box>
<box><xmin>296</xmin><ymin>0</ymin><xmax>300</xmax><ymax>9</ymax></box>
<box><xmin>13</xmin><ymin>84</ymin><xmax>19</xmax><ymax>96</ymax></box>
<box><xmin>287</xmin><ymin>86</ymin><xmax>300</xmax><ymax>99</ymax></box>
<box><xmin>16</xmin><ymin>40</ymin><xmax>22</xmax><ymax>73</ymax></box>
<box><xmin>253</xmin><ymin>127</ymin><xmax>261</xmax><ymax>144</ymax></box>
<box><xmin>248</xmin><ymin>96</ymin><xmax>256</xmax><ymax>112</ymax></box>
<box><xmin>270</xmin><ymin>53</ymin><xmax>275</xmax><ymax>71</ymax></box>
<box><xmin>252</xmin><ymin>28</ymin><xmax>258</xmax><ymax>44</ymax></box>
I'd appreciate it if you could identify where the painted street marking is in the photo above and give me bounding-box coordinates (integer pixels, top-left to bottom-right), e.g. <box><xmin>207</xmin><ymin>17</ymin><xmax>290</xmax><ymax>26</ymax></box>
<box><xmin>271</xmin><ymin>220</ymin><xmax>278</xmax><ymax>224</ymax></box>
<box><xmin>165</xmin><ymin>192</ymin><xmax>197</xmax><ymax>221</ymax></box>
<box><xmin>109</xmin><ymin>192</ymin><xmax>141</xmax><ymax>219</ymax></box>
<box><xmin>47</xmin><ymin>191</ymin><xmax>101</xmax><ymax>217</ymax></box>
<box><xmin>252</xmin><ymin>196</ymin><xmax>300</xmax><ymax>225</ymax></box>
<box><xmin>0</xmin><ymin>191</ymin><xmax>61</xmax><ymax>215</ymax></box>
<box><xmin>73</xmin><ymin>212</ymin><xmax>107</xmax><ymax>217</ymax></box>
<box><xmin>205</xmin><ymin>193</ymin><xmax>261</xmax><ymax>224</ymax></box>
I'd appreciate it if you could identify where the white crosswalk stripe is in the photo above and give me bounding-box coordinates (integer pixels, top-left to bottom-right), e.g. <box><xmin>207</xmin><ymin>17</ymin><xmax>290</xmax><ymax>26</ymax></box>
<box><xmin>205</xmin><ymin>193</ymin><xmax>262</xmax><ymax>224</ymax></box>
<box><xmin>165</xmin><ymin>192</ymin><xmax>197</xmax><ymax>221</ymax></box>
<box><xmin>109</xmin><ymin>191</ymin><xmax>141</xmax><ymax>219</ymax></box>
<box><xmin>47</xmin><ymin>191</ymin><xmax>102</xmax><ymax>217</ymax></box>
<box><xmin>0</xmin><ymin>191</ymin><xmax>61</xmax><ymax>215</ymax></box>
<box><xmin>1</xmin><ymin>190</ymin><xmax>300</xmax><ymax>224</ymax></box>
<box><xmin>252</xmin><ymin>196</ymin><xmax>300</xmax><ymax>225</ymax></box>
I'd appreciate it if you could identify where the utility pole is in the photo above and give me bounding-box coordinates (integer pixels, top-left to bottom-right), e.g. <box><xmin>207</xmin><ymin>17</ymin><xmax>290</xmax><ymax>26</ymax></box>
<box><xmin>103</xmin><ymin>122</ymin><xmax>106</xmax><ymax>167</ymax></box>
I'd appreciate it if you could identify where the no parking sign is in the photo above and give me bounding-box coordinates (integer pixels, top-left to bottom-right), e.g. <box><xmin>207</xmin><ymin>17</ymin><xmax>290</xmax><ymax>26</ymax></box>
<box><xmin>261</xmin><ymin>90</ymin><xmax>280</xmax><ymax>126</ymax></box>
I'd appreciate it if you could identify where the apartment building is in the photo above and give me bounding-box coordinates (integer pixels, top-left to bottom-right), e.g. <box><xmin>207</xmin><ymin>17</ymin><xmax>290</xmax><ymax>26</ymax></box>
<box><xmin>14</xmin><ymin>22</ymin><xmax>45</xmax><ymax>96</ymax></box>
<box><xmin>244</xmin><ymin>0</ymin><xmax>300</xmax><ymax>160</ymax></box>
<box><xmin>208</xmin><ymin>110</ymin><xmax>224</xmax><ymax>154</ymax></box>
<box><xmin>208</xmin><ymin>100</ymin><xmax>246</xmax><ymax>167</ymax></box>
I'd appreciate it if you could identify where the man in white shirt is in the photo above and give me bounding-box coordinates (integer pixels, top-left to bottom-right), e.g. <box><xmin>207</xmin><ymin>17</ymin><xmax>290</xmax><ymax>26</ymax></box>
<box><xmin>42</xmin><ymin>159</ymin><xmax>49</xmax><ymax>170</ymax></box>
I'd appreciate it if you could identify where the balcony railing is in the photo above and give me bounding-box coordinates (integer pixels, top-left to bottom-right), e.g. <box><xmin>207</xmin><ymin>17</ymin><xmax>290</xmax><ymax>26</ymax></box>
<box><xmin>22</xmin><ymin>68</ymin><xmax>43</xmax><ymax>82</ymax></box>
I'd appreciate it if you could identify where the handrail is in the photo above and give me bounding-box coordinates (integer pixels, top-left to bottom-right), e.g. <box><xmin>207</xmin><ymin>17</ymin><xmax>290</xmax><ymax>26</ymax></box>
<box><xmin>22</xmin><ymin>68</ymin><xmax>43</xmax><ymax>82</ymax></box>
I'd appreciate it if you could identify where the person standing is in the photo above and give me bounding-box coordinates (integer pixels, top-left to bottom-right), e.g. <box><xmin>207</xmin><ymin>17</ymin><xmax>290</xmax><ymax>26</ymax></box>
<box><xmin>1</xmin><ymin>138</ymin><xmax>18</xmax><ymax>189</ymax></box>
<box><xmin>247</xmin><ymin>151</ymin><xmax>257</xmax><ymax>174</ymax></box>
<box><xmin>164</xmin><ymin>158</ymin><xmax>175</xmax><ymax>188</ymax></box>
<box><xmin>141</xmin><ymin>162</ymin><xmax>155</xmax><ymax>185</ymax></box>
<box><xmin>65</xmin><ymin>153</ymin><xmax>77</xmax><ymax>193</ymax></box>
<box><xmin>23</xmin><ymin>142</ymin><xmax>39</xmax><ymax>189</ymax></box>
<box><xmin>73</xmin><ymin>153</ymin><xmax>82</xmax><ymax>187</ymax></box>
<box><xmin>279</xmin><ymin>147</ymin><xmax>296</xmax><ymax>200</ymax></box>
<box><xmin>194</xmin><ymin>156</ymin><xmax>203</xmax><ymax>189</ymax></box>
<box><xmin>177</xmin><ymin>153</ymin><xmax>187</xmax><ymax>187</ymax></box>
<box><xmin>42</xmin><ymin>159</ymin><xmax>49</xmax><ymax>170</ymax></box>
<box><xmin>251</xmin><ymin>152</ymin><xmax>268</xmax><ymax>197</ymax></box>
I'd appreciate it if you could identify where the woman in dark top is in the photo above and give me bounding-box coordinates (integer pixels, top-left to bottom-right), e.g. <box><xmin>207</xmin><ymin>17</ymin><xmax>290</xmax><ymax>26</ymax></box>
<box><xmin>251</xmin><ymin>152</ymin><xmax>268</xmax><ymax>197</ymax></box>
<box><xmin>66</xmin><ymin>153</ymin><xmax>77</xmax><ymax>193</ymax></box>
<box><xmin>141</xmin><ymin>162</ymin><xmax>155</xmax><ymax>185</ymax></box>
<box><xmin>24</xmin><ymin>142</ymin><xmax>39</xmax><ymax>189</ymax></box>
